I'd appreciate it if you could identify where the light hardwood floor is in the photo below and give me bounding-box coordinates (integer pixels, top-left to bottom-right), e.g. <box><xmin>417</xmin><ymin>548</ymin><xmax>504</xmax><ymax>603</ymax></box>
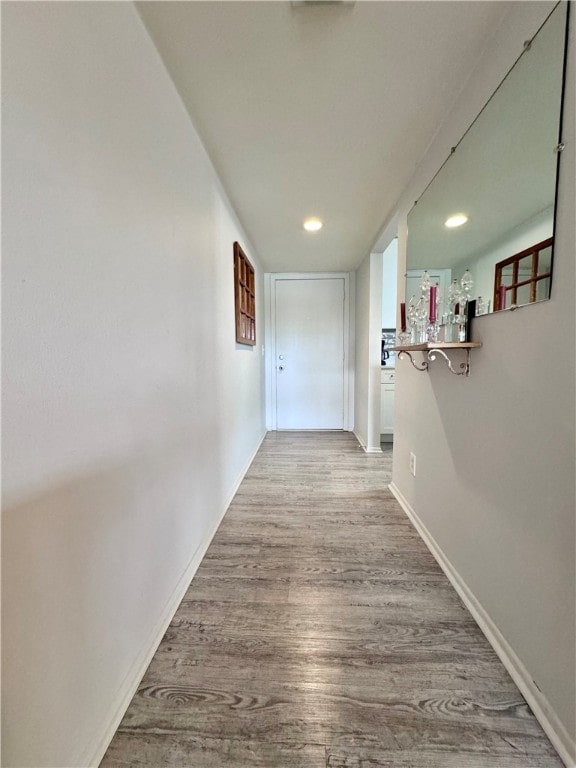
<box><xmin>100</xmin><ymin>432</ymin><xmax>563</xmax><ymax>767</ymax></box>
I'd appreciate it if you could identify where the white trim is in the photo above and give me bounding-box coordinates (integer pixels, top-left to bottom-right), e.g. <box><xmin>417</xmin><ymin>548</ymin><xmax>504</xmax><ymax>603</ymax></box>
<box><xmin>343</xmin><ymin>273</ymin><xmax>352</xmax><ymax>430</ymax></box>
<box><xmin>389</xmin><ymin>481</ymin><xmax>576</xmax><ymax>768</ymax></box>
<box><xmin>264</xmin><ymin>273</ymin><xmax>274</xmax><ymax>430</ymax></box>
<box><xmin>368</xmin><ymin>253</ymin><xmax>384</xmax><ymax>451</ymax></box>
<box><xmin>347</xmin><ymin>270</ymin><xmax>356</xmax><ymax>432</ymax></box>
<box><xmin>83</xmin><ymin>430</ymin><xmax>267</xmax><ymax>768</ymax></box>
<box><xmin>266</xmin><ymin>272</ymin><xmax>353</xmax><ymax>431</ymax></box>
<box><xmin>353</xmin><ymin>429</ymin><xmax>383</xmax><ymax>454</ymax></box>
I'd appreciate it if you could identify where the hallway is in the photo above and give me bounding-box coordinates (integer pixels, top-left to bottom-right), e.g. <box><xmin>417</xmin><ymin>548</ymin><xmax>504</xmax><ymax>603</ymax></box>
<box><xmin>100</xmin><ymin>432</ymin><xmax>561</xmax><ymax>767</ymax></box>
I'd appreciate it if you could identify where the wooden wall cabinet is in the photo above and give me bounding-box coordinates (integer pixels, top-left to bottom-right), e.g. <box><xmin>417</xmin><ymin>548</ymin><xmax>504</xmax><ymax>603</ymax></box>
<box><xmin>233</xmin><ymin>242</ymin><xmax>256</xmax><ymax>345</ymax></box>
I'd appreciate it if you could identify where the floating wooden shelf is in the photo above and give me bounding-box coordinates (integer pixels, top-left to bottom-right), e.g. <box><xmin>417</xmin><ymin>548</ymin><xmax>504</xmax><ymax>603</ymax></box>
<box><xmin>391</xmin><ymin>342</ymin><xmax>482</xmax><ymax>352</ymax></box>
<box><xmin>391</xmin><ymin>342</ymin><xmax>482</xmax><ymax>377</ymax></box>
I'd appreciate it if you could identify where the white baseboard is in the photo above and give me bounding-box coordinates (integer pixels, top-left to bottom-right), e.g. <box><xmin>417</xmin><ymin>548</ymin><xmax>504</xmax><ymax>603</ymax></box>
<box><xmin>389</xmin><ymin>481</ymin><xmax>576</xmax><ymax>768</ymax></box>
<box><xmin>83</xmin><ymin>430</ymin><xmax>268</xmax><ymax>768</ymax></box>
<box><xmin>353</xmin><ymin>430</ymin><xmax>382</xmax><ymax>453</ymax></box>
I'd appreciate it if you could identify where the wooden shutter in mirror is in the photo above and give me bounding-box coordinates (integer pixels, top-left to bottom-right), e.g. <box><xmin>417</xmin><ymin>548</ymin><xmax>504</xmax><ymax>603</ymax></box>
<box><xmin>494</xmin><ymin>237</ymin><xmax>553</xmax><ymax>310</ymax></box>
<box><xmin>233</xmin><ymin>242</ymin><xmax>256</xmax><ymax>345</ymax></box>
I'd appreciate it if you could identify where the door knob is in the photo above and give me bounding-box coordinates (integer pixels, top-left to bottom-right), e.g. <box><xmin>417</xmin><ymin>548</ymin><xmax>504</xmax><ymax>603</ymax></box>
<box><xmin>278</xmin><ymin>365</ymin><xmax>285</xmax><ymax>372</ymax></box>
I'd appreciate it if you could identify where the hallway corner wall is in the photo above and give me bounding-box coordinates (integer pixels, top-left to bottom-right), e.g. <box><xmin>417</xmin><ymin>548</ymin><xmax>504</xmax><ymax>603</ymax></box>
<box><xmin>354</xmin><ymin>253</ymin><xmax>383</xmax><ymax>452</ymax></box>
<box><xmin>389</xmin><ymin>3</ymin><xmax>575</xmax><ymax>763</ymax></box>
<box><xmin>1</xmin><ymin>4</ymin><xmax>266</xmax><ymax>766</ymax></box>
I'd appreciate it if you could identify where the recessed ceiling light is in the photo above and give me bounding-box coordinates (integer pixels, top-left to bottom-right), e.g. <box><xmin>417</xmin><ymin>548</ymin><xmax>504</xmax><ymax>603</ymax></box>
<box><xmin>445</xmin><ymin>213</ymin><xmax>468</xmax><ymax>228</ymax></box>
<box><xmin>303</xmin><ymin>218</ymin><xmax>323</xmax><ymax>232</ymax></box>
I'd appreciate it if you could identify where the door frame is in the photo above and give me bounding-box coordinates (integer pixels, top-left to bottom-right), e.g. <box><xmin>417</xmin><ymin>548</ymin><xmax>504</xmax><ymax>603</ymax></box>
<box><xmin>264</xmin><ymin>272</ymin><xmax>354</xmax><ymax>431</ymax></box>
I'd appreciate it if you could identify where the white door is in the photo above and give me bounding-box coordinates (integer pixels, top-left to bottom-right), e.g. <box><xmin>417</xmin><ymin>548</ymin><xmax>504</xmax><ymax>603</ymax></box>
<box><xmin>275</xmin><ymin>278</ymin><xmax>345</xmax><ymax>430</ymax></box>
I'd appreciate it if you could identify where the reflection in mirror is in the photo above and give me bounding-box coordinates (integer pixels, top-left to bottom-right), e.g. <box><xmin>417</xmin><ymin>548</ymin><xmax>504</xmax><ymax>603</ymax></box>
<box><xmin>406</xmin><ymin>2</ymin><xmax>568</xmax><ymax>319</ymax></box>
<box><xmin>494</xmin><ymin>238</ymin><xmax>553</xmax><ymax>310</ymax></box>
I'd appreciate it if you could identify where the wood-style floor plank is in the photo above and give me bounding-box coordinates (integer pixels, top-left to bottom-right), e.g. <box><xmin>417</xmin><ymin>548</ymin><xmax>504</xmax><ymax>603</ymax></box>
<box><xmin>100</xmin><ymin>432</ymin><xmax>562</xmax><ymax>767</ymax></box>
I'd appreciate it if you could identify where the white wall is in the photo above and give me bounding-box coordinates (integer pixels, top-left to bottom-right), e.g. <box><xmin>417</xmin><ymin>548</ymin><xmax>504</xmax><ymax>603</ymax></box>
<box><xmin>388</xmin><ymin>2</ymin><xmax>575</xmax><ymax>764</ymax></box>
<box><xmin>1</xmin><ymin>4</ymin><xmax>266</xmax><ymax>767</ymax></box>
<box><xmin>354</xmin><ymin>253</ymin><xmax>382</xmax><ymax>452</ymax></box>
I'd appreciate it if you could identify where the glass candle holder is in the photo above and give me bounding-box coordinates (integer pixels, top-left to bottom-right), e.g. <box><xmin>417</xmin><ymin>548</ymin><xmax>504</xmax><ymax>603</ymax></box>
<box><xmin>455</xmin><ymin>313</ymin><xmax>467</xmax><ymax>342</ymax></box>
<box><xmin>443</xmin><ymin>316</ymin><xmax>455</xmax><ymax>343</ymax></box>
<box><xmin>426</xmin><ymin>322</ymin><xmax>439</xmax><ymax>343</ymax></box>
<box><xmin>397</xmin><ymin>330</ymin><xmax>411</xmax><ymax>345</ymax></box>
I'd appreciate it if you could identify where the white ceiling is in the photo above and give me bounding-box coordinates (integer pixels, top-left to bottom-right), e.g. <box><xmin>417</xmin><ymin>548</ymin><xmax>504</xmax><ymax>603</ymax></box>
<box><xmin>137</xmin><ymin>1</ymin><xmax>513</xmax><ymax>272</ymax></box>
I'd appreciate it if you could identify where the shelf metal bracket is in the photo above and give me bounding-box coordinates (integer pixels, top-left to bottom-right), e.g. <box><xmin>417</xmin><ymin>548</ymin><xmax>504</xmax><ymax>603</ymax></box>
<box><xmin>427</xmin><ymin>348</ymin><xmax>471</xmax><ymax>376</ymax></box>
<box><xmin>397</xmin><ymin>350</ymin><xmax>429</xmax><ymax>372</ymax></box>
<box><xmin>397</xmin><ymin>347</ymin><xmax>473</xmax><ymax>376</ymax></box>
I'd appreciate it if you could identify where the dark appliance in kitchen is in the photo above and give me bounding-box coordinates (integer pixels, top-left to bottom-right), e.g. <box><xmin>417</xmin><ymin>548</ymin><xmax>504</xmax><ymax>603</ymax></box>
<box><xmin>381</xmin><ymin>329</ymin><xmax>396</xmax><ymax>366</ymax></box>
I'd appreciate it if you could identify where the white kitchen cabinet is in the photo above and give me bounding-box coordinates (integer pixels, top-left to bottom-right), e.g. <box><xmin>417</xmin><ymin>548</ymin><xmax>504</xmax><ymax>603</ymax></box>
<box><xmin>380</xmin><ymin>369</ymin><xmax>395</xmax><ymax>440</ymax></box>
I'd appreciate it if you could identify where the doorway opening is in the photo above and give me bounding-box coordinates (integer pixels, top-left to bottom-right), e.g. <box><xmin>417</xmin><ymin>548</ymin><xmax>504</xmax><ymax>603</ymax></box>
<box><xmin>380</xmin><ymin>238</ymin><xmax>397</xmax><ymax>452</ymax></box>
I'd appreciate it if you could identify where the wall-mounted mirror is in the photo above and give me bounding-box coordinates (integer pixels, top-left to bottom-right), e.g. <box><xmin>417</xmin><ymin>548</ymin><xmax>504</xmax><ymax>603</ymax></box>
<box><xmin>406</xmin><ymin>2</ymin><xmax>568</xmax><ymax>317</ymax></box>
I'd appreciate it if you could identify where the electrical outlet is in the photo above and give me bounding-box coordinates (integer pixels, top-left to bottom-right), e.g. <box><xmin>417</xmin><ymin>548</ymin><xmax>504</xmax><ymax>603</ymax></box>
<box><xmin>409</xmin><ymin>452</ymin><xmax>416</xmax><ymax>477</ymax></box>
